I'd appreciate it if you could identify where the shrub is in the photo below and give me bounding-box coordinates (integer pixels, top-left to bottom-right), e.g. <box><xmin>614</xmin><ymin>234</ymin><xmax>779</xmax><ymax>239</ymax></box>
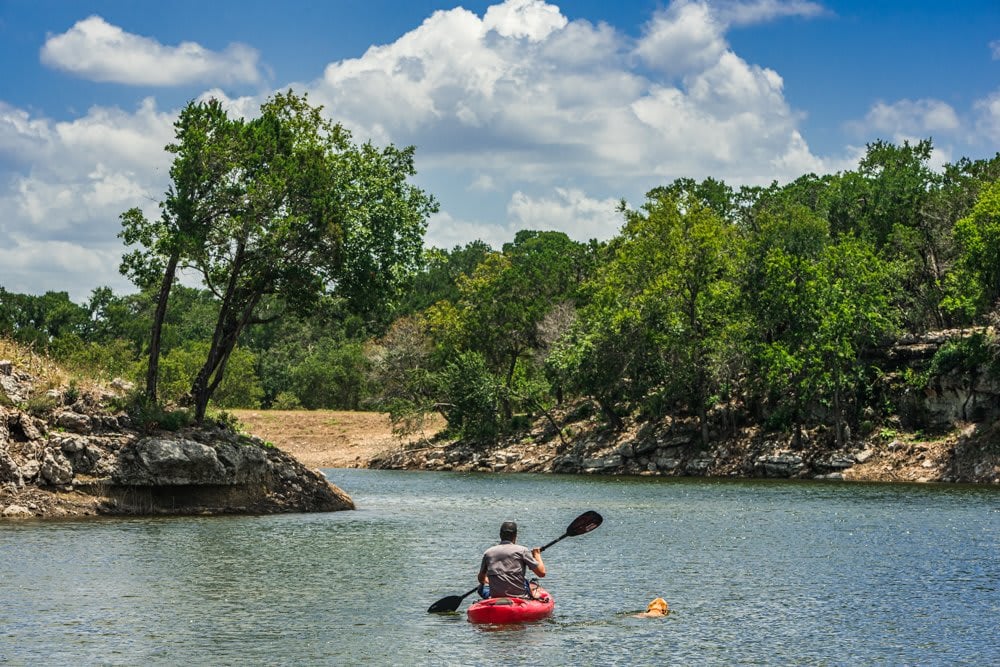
<box><xmin>272</xmin><ymin>391</ymin><xmax>302</xmax><ymax>410</ymax></box>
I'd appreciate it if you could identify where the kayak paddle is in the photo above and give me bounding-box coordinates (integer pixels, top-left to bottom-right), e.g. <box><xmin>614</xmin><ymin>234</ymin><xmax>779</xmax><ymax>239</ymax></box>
<box><xmin>427</xmin><ymin>510</ymin><xmax>603</xmax><ymax>613</ymax></box>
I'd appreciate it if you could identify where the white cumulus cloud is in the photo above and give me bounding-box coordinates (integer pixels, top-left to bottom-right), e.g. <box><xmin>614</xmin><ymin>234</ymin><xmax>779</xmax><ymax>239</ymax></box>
<box><xmin>40</xmin><ymin>15</ymin><xmax>262</xmax><ymax>86</ymax></box>
<box><xmin>0</xmin><ymin>99</ymin><xmax>175</xmax><ymax>298</ymax></box>
<box><xmin>507</xmin><ymin>188</ymin><xmax>622</xmax><ymax>241</ymax></box>
<box><xmin>850</xmin><ymin>98</ymin><xmax>962</xmax><ymax>148</ymax></box>
<box><xmin>635</xmin><ymin>2</ymin><xmax>727</xmax><ymax>76</ymax></box>
<box><xmin>974</xmin><ymin>90</ymin><xmax>1000</xmax><ymax>143</ymax></box>
<box><xmin>483</xmin><ymin>0</ymin><xmax>568</xmax><ymax>41</ymax></box>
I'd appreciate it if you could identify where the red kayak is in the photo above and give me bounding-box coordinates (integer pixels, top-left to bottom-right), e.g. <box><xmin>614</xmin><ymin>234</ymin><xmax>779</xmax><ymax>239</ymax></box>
<box><xmin>467</xmin><ymin>587</ymin><xmax>554</xmax><ymax>624</ymax></box>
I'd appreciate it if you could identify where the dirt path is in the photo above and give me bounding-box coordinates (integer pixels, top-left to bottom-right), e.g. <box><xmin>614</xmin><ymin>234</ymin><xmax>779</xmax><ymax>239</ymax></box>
<box><xmin>231</xmin><ymin>410</ymin><xmax>444</xmax><ymax>468</ymax></box>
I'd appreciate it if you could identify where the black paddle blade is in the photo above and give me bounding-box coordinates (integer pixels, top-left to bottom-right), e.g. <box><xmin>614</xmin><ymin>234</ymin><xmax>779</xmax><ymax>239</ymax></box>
<box><xmin>428</xmin><ymin>585</ymin><xmax>478</xmax><ymax>613</ymax></box>
<box><xmin>428</xmin><ymin>595</ymin><xmax>464</xmax><ymax>613</ymax></box>
<box><xmin>567</xmin><ymin>510</ymin><xmax>603</xmax><ymax>536</ymax></box>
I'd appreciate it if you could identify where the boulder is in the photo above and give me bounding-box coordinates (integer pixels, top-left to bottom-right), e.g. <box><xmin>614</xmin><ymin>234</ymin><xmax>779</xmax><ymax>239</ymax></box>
<box><xmin>2</xmin><ymin>504</ymin><xmax>33</xmax><ymax>518</ymax></box>
<box><xmin>115</xmin><ymin>437</ymin><xmax>230</xmax><ymax>486</ymax></box>
<box><xmin>55</xmin><ymin>411</ymin><xmax>92</xmax><ymax>434</ymax></box>
<box><xmin>40</xmin><ymin>450</ymin><xmax>74</xmax><ymax>486</ymax></box>
<box><xmin>0</xmin><ymin>448</ymin><xmax>22</xmax><ymax>486</ymax></box>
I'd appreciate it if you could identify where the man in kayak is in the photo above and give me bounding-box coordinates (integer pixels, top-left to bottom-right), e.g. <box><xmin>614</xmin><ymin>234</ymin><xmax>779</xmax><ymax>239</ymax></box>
<box><xmin>478</xmin><ymin>520</ymin><xmax>546</xmax><ymax>599</ymax></box>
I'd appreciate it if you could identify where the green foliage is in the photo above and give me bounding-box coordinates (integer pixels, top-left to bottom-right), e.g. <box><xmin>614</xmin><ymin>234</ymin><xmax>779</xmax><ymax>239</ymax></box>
<box><xmin>63</xmin><ymin>379</ymin><xmax>80</xmax><ymax>405</ymax></box>
<box><xmin>289</xmin><ymin>339</ymin><xmax>370</xmax><ymax>410</ymax></box>
<box><xmin>48</xmin><ymin>335</ymin><xmax>140</xmax><ymax>383</ymax></box>
<box><xmin>158</xmin><ymin>341</ymin><xmax>263</xmax><ymax>409</ymax></box>
<box><xmin>272</xmin><ymin>391</ymin><xmax>302</xmax><ymax>410</ymax></box>
<box><xmin>126</xmin><ymin>394</ymin><xmax>194</xmax><ymax>433</ymax></box>
<box><xmin>119</xmin><ymin>90</ymin><xmax>437</xmax><ymax>422</ymax></box>
<box><xmin>209</xmin><ymin>409</ymin><xmax>243</xmax><ymax>432</ymax></box>
<box><xmin>0</xmin><ymin>289</ymin><xmax>89</xmax><ymax>347</ymax></box>
<box><xmin>24</xmin><ymin>392</ymin><xmax>58</xmax><ymax>417</ymax></box>
<box><xmin>395</xmin><ymin>241</ymin><xmax>494</xmax><ymax>316</ymax></box>
<box><xmin>5</xmin><ymin>138</ymin><xmax>997</xmax><ymax>448</ymax></box>
<box><xmin>365</xmin><ymin>313</ymin><xmax>438</xmax><ymax>431</ymax></box>
<box><xmin>951</xmin><ymin>180</ymin><xmax>1000</xmax><ymax>317</ymax></box>
<box><xmin>556</xmin><ymin>189</ymin><xmax>743</xmax><ymax>436</ymax></box>
<box><xmin>925</xmin><ymin>332</ymin><xmax>997</xmax><ymax>383</ymax></box>
<box><xmin>435</xmin><ymin>350</ymin><xmax>503</xmax><ymax>439</ymax></box>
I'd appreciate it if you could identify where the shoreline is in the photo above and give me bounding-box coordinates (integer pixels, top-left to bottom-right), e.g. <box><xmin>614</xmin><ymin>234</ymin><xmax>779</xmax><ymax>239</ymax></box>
<box><xmin>232</xmin><ymin>409</ymin><xmax>1000</xmax><ymax>485</ymax></box>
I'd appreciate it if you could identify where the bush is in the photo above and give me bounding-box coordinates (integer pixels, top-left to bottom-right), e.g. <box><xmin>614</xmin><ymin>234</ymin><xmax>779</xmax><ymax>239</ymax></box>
<box><xmin>125</xmin><ymin>393</ymin><xmax>194</xmax><ymax>433</ymax></box>
<box><xmin>435</xmin><ymin>351</ymin><xmax>502</xmax><ymax>439</ymax></box>
<box><xmin>272</xmin><ymin>391</ymin><xmax>302</xmax><ymax>410</ymax></box>
<box><xmin>925</xmin><ymin>332</ymin><xmax>997</xmax><ymax>385</ymax></box>
<box><xmin>158</xmin><ymin>341</ymin><xmax>263</xmax><ymax>409</ymax></box>
<box><xmin>290</xmin><ymin>340</ymin><xmax>370</xmax><ymax>410</ymax></box>
<box><xmin>25</xmin><ymin>392</ymin><xmax>58</xmax><ymax>417</ymax></box>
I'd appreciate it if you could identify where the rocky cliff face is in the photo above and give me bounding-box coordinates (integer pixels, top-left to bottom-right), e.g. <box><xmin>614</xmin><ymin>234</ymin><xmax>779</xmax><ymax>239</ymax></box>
<box><xmin>0</xmin><ymin>360</ymin><xmax>354</xmax><ymax>519</ymax></box>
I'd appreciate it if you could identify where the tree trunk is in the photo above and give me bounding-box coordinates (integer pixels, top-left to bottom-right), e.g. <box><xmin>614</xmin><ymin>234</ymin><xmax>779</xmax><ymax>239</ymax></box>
<box><xmin>192</xmin><ymin>285</ymin><xmax>262</xmax><ymax>423</ymax></box>
<box><xmin>833</xmin><ymin>373</ymin><xmax>844</xmax><ymax>449</ymax></box>
<box><xmin>144</xmin><ymin>253</ymin><xmax>179</xmax><ymax>403</ymax></box>
<box><xmin>502</xmin><ymin>353</ymin><xmax>517</xmax><ymax>421</ymax></box>
<box><xmin>595</xmin><ymin>396</ymin><xmax>624</xmax><ymax>431</ymax></box>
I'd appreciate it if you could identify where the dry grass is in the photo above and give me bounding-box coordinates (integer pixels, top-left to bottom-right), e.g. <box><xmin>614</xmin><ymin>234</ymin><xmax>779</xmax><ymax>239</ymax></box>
<box><xmin>0</xmin><ymin>338</ymin><xmax>70</xmax><ymax>390</ymax></box>
<box><xmin>231</xmin><ymin>409</ymin><xmax>446</xmax><ymax>468</ymax></box>
<box><xmin>0</xmin><ymin>337</ymin><xmax>110</xmax><ymax>398</ymax></box>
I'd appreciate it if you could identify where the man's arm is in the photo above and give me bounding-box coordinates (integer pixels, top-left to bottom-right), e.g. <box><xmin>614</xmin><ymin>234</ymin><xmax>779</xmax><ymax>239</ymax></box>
<box><xmin>478</xmin><ymin>555</ymin><xmax>488</xmax><ymax>584</ymax></box>
<box><xmin>529</xmin><ymin>548</ymin><xmax>546</xmax><ymax>577</ymax></box>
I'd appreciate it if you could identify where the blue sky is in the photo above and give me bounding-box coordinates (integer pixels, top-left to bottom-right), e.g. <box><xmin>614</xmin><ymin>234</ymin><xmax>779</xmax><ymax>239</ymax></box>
<box><xmin>1</xmin><ymin>0</ymin><xmax>998</xmax><ymax>301</ymax></box>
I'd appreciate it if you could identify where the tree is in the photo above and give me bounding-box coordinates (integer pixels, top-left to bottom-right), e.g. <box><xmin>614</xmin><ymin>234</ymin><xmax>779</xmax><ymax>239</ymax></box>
<box><xmin>950</xmin><ymin>179</ymin><xmax>1000</xmax><ymax>317</ymax></box>
<box><xmin>0</xmin><ymin>290</ymin><xmax>88</xmax><ymax>347</ymax></box>
<box><xmin>619</xmin><ymin>191</ymin><xmax>743</xmax><ymax>443</ymax></box>
<box><xmin>119</xmin><ymin>98</ymin><xmax>241</xmax><ymax>402</ymax></box>
<box><xmin>438</xmin><ymin>231</ymin><xmax>590</xmax><ymax>421</ymax></box>
<box><xmin>395</xmin><ymin>241</ymin><xmax>494</xmax><ymax>316</ymax></box>
<box><xmin>121</xmin><ymin>90</ymin><xmax>437</xmax><ymax>422</ymax></box>
<box><xmin>747</xmin><ymin>209</ymin><xmax>900</xmax><ymax>447</ymax></box>
<box><xmin>157</xmin><ymin>341</ymin><xmax>262</xmax><ymax>409</ymax></box>
<box><xmin>826</xmin><ymin>139</ymin><xmax>945</xmax><ymax>329</ymax></box>
<box><xmin>552</xmin><ymin>192</ymin><xmax>742</xmax><ymax>440</ymax></box>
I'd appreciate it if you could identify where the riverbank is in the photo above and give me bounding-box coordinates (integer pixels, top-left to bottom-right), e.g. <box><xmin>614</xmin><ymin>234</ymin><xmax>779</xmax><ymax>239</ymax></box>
<box><xmin>367</xmin><ymin>405</ymin><xmax>999</xmax><ymax>484</ymax></box>
<box><xmin>228</xmin><ymin>404</ymin><xmax>999</xmax><ymax>485</ymax></box>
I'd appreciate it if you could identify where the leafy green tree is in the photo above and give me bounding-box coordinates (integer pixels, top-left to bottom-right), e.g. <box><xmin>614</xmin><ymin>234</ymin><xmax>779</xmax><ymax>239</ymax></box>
<box><xmin>443</xmin><ymin>231</ymin><xmax>589</xmax><ymax>420</ymax></box>
<box><xmin>743</xmin><ymin>203</ymin><xmax>830</xmax><ymax>436</ymax></box>
<box><xmin>84</xmin><ymin>287</ymin><xmax>149</xmax><ymax>352</ymax></box>
<box><xmin>827</xmin><ymin>139</ymin><xmax>946</xmax><ymax>328</ymax></box>
<box><xmin>395</xmin><ymin>241</ymin><xmax>494</xmax><ymax>316</ymax></box>
<box><xmin>120</xmin><ymin>99</ymin><xmax>241</xmax><ymax>403</ymax></box>
<box><xmin>749</xmin><ymin>214</ymin><xmax>900</xmax><ymax>446</ymax></box>
<box><xmin>0</xmin><ymin>290</ymin><xmax>89</xmax><ymax>347</ymax></box>
<box><xmin>546</xmin><ymin>310</ymin><xmax>650</xmax><ymax>431</ymax></box>
<box><xmin>289</xmin><ymin>339</ymin><xmax>370</xmax><ymax>409</ymax></box>
<box><xmin>365</xmin><ymin>313</ymin><xmax>438</xmax><ymax>431</ymax></box>
<box><xmin>434</xmin><ymin>350</ymin><xmax>503</xmax><ymax>438</ymax></box>
<box><xmin>620</xmin><ymin>191</ymin><xmax>743</xmax><ymax>442</ymax></box>
<box><xmin>950</xmin><ymin>179</ymin><xmax>1000</xmax><ymax>317</ymax></box>
<box><xmin>552</xmin><ymin>193</ymin><xmax>742</xmax><ymax>440</ymax></box>
<box><xmin>121</xmin><ymin>91</ymin><xmax>436</xmax><ymax>422</ymax></box>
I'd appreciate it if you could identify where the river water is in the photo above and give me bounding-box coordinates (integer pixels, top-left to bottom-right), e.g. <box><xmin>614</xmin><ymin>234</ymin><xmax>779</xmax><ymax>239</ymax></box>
<box><xmin>2</xmin><ymin>470</ymin><xmax>998</xmax><ymax>665</ymax></box>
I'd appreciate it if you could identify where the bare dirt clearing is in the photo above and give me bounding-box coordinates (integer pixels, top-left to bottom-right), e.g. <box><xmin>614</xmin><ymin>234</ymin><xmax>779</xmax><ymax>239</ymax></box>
<box><xmin>231</xmin><ymin>410</ymin><xmax>445</xmax><ymax>469</ymax></box>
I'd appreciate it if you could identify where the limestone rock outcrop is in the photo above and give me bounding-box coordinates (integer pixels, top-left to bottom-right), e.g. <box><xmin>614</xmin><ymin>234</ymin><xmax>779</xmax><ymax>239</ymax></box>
<box><xmin>0</xmin><ymin>360</ymin><xmax>354</xmax><ymax>519</ymax></box>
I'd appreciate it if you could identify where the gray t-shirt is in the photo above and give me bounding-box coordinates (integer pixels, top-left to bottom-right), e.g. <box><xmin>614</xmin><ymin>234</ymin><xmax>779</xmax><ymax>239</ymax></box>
<box><xmin>479</xmin><ymin>541</ymin><xmax>539</xmax><ymax>598</ymax></box>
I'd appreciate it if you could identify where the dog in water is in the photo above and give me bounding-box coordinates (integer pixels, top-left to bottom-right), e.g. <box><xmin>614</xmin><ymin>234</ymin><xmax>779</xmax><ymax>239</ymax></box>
<box><xmin>635</xmin><ymin>597</ymin><xmax>669</xmax><ymax>618</ymax></box>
